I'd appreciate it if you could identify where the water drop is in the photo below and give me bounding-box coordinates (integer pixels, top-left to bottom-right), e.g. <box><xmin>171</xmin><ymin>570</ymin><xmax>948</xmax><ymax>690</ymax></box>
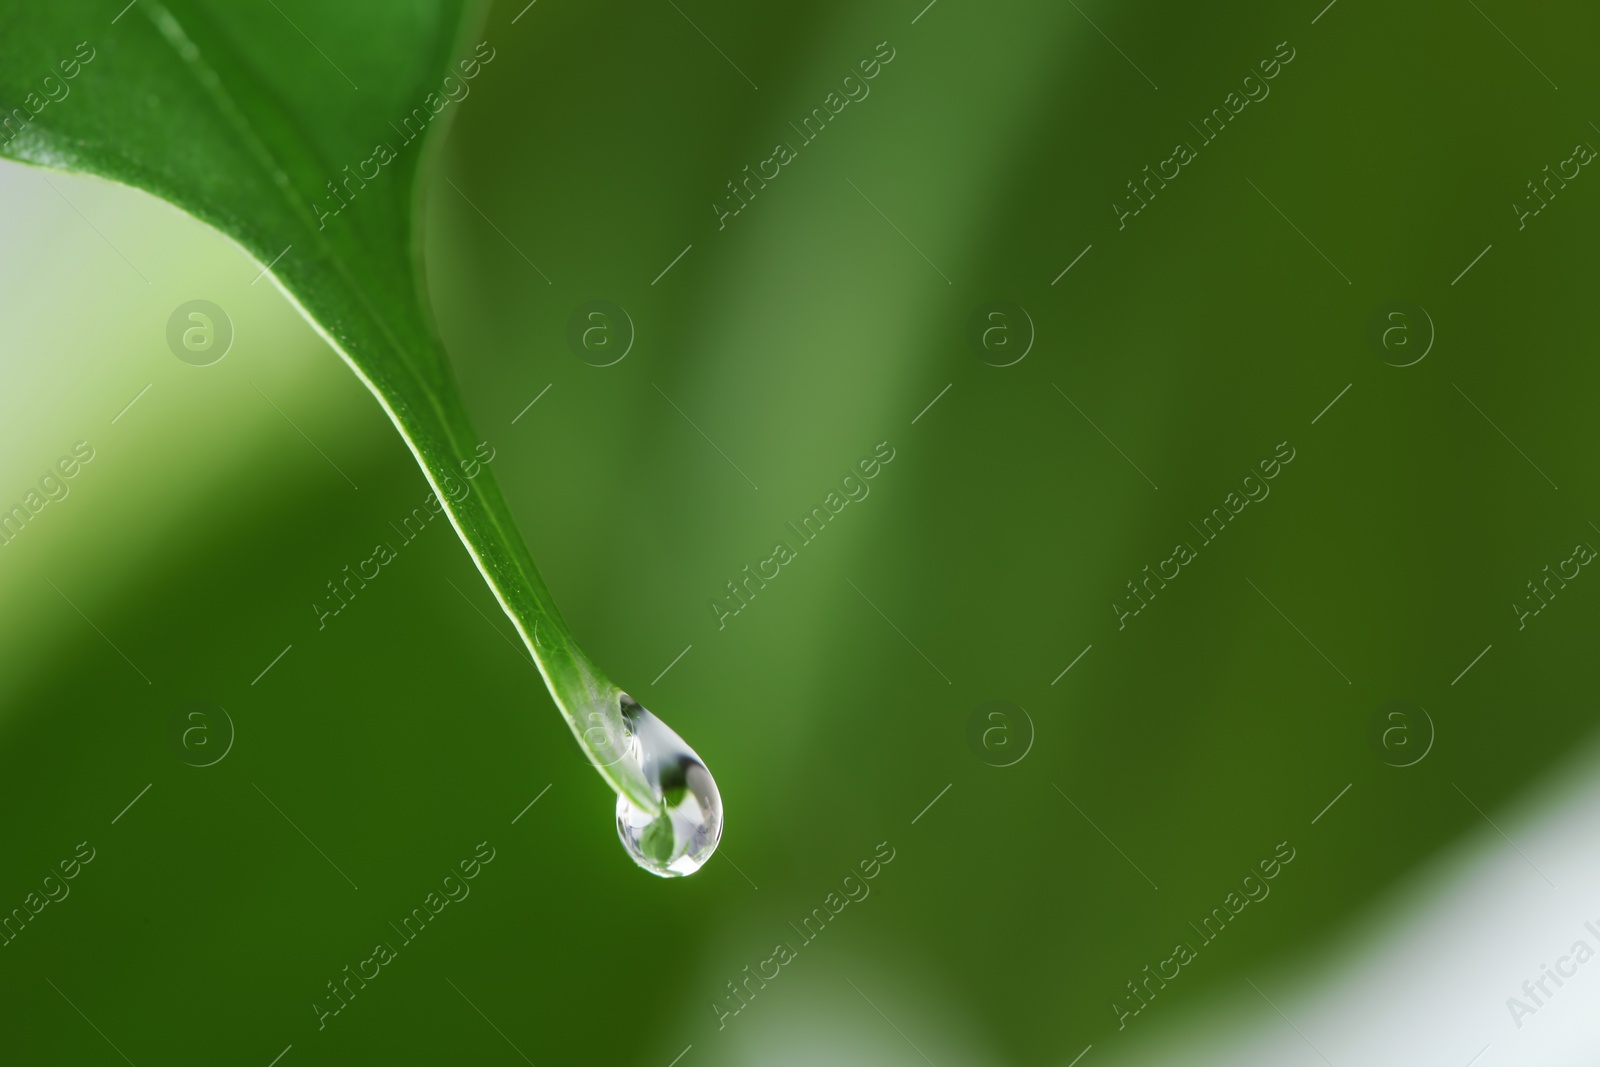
<box><xmin>612</xmin><ymin>694</ymin><xmax>722</xmax><ymax>877</ymax></box>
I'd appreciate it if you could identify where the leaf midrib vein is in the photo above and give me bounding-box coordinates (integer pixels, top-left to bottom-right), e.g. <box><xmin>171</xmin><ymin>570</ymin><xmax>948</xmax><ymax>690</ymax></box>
<box><xmin>143</xmin><ymin>2</ymin><xmax>562</xmax><ymax>654</ymax></box>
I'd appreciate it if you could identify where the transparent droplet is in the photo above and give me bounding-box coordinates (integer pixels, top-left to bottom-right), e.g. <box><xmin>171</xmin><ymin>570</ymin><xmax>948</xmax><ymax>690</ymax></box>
<box><xmin>613</xmin><ymin>694</ymin><xmax>722</xmax><ymax>877</ymax></box>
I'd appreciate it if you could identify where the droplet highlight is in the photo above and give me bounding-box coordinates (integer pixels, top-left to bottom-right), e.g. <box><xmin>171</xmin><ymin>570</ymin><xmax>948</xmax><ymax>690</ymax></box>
<box><xmin>612</xmin><ymin>694</ymin><xmax>722</xmax><ymax>877</ymax></box>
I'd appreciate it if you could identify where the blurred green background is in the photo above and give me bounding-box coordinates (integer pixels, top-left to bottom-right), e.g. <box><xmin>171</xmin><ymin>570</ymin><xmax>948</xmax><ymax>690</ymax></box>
<box><xmin>3</xmin><ymin>0</ymin><xmax>1600</xmax><ymax>1063</ymax></box>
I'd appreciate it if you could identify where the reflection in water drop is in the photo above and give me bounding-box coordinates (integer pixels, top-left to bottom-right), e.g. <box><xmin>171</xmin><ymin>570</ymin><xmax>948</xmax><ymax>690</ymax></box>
<box><xmin>612</xmin><ymin>694</ymin><xmax>722</xmax><ymax>877</ymax></box>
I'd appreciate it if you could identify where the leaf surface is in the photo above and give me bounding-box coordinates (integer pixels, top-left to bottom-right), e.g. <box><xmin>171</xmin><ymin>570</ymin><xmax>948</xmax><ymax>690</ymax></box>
<box><xmin>0</xmin><ymin>0</ymin><xmax>650</xmax><ymax>805</ymax></box>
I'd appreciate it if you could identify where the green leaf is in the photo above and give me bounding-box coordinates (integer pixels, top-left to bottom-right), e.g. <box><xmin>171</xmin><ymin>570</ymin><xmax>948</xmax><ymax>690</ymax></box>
<box><xmin>638</xmin><ymin>813</ymin><xmax>676</xmax><ymax>866</ymax></box>
<box><xmin>0</xmin><ymin>1</ymin><xmax>656</xmax><ymax>812</ymax></box>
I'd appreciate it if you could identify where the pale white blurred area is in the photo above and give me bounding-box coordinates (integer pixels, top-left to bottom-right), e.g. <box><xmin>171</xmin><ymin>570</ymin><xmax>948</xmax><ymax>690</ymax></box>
<box><xmin>0</xmin><ymin>158</ymin><xmax>388</xmax><ymax>721</ymax></box>
<box><xmin>1086</xmin><ymin>732</ymin><xmax>1600</xmax><ymax>1067</ymax></box>
<box><xmin>688</xmin><ymin>926</ymin><xmax>1008</xmax><ymax>1067</ymax></box>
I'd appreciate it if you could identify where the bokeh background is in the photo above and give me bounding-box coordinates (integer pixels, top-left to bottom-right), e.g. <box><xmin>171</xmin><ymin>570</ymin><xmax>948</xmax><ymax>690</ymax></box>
<box><xmin>3</xmin><ymin>0</ymin><xmax>1600</xmax><ymax>1064</ymax></box>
